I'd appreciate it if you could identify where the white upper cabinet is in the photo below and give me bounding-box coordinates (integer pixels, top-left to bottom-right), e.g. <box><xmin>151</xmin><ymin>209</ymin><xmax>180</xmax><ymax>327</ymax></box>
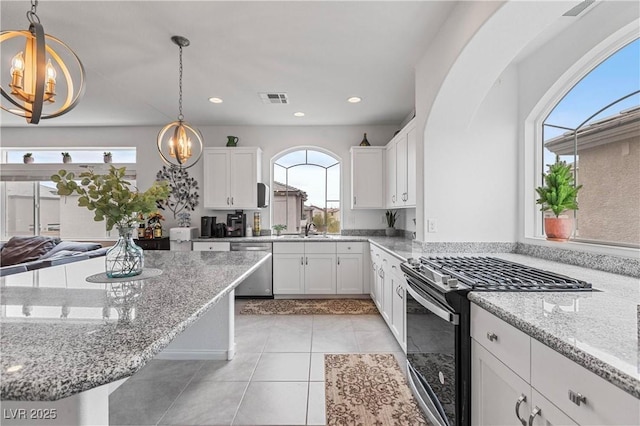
<box><xmin>387</xmin><ymin>119</ymin><xmax>416</xmax><ymax>208</ymax></box>
<box><xmin>203</xmin><ymin>147</ymin><xmax>262</xmax><ymax>209</ymax></box>
<box><xmin>350</xmin><ymin>147</ymin><xmax>385</xmax><ymax>209</ymax></box>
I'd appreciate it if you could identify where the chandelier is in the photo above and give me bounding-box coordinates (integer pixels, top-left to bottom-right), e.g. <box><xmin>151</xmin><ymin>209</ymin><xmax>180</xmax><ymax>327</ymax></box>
<box><xmin>0</xmin><ymin>0</ymin><xmax>85</xmax><ymax>124</ymax></box>
<box><xmin>157</xmin><ymin>36</ymin><xmax>203</xmax><ymax>169</ymax></box>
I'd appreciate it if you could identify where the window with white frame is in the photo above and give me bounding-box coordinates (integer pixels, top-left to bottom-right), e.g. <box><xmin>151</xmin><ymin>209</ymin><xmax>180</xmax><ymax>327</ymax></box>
<box><xmin>272</xmin><ymin>149</ymin><xmax>341</xmax><ymax>234</ymax></box>
<box><xmin>541</xmin><ymin>39</ymin><xmax>639</xmax><ymax>247</ymax></box>
<box><xmin>0</xmin><ymin>148</ymin><xmax>136</xmax><ymax>241</ymax></box>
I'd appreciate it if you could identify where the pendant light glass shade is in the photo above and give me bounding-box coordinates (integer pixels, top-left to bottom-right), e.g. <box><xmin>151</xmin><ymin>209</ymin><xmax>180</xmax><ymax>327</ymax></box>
<box><xmin>157</xmin><ymin>35</ymin><xmax>203</xmax><ymax>169</ymax></box>
<box><xmin>0</xmin><ymin>1</ymin><xmax>85</xmax><ymax>124</ymax></box>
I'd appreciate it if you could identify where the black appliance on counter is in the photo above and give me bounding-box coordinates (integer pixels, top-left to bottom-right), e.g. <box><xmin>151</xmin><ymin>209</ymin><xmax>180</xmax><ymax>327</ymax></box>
<box><xmin>226</xmin><ymin>211</ymin><xmax>246</xmax><ymax>237</ymax></box>
<box><xmin>400</xmin><ymin>256</ymin><xmax>592</xmax><ymax>426</ymax></box>
<box><xmin>200</xmin><ymin>216</ymin><xmax>216</xmax><ymax>238</ymax></box>
<box><xmin>213</xmin><ymin>223</ymin><xmax>227</xmax><ymax>238</ymax></box>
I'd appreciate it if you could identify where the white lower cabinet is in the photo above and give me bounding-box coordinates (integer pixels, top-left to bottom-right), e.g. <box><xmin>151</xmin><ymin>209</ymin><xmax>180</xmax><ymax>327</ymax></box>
<box><xmin>472</xmin><ymin>340</ymin><xmax>532</xmax><ymax>426</ymax></box>
<box><xmin>273</xmin><ymin>241</ymin><xmax>366</xmax><ymax>295</ymax></box>
<box><xmin>471</xmin><ymin>304</ymin><xmax>640</xmax><ymax>426</ymax></box>
<box><xmin>272</xmin><ymin>253</ymin><xmax>305</xmax><ymax>294</ymax></box>
<box><xmin>370</xmin><ymin>244</ymin><xmax>406</xmax><ymax>351</ymax></box>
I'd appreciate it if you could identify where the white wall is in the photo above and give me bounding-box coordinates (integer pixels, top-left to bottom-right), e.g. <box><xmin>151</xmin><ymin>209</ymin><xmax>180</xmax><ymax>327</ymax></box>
<box><xmin>0</xmin><ymin>124</ymin><xmax>398</xmax><ymax>232</ymax></box>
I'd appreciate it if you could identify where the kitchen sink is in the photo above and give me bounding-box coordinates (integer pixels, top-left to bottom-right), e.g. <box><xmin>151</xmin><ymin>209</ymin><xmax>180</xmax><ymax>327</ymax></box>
<box><xmin>289</xmin><ymin>234</ymin><xmax>333</xmax><ymax>239</ymax></box>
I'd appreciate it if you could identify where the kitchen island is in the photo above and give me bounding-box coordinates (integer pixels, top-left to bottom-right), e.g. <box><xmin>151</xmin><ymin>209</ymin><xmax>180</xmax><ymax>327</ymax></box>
<box><xmin>0</xmin><ymin>250</ymin><xmax>271</xmax><ymax>425</ymax></box>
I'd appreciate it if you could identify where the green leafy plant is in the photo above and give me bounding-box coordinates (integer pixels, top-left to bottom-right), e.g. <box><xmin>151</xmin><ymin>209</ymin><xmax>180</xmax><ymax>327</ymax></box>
<box><xmin>61</xmin><ymin>152</ymin><xmax>71</xmax><ymax>158</ymax></box>
<box><xmin>385</xmin><ymin>210</ymin><xmax>398</xmax><ymax>228</ymax></box>
<box><xmin>535</xmin><ymin>160</ymin><xmax>582</xmax><ymax>217</ymax></box>
<box><xmin>51</xmin><ymin>166</ymin><xmax>170</xmax><ymax>231</ymax></box>
<box><xmin>23</xmin><ymin>153</ymin><xmax>32</xmax><ymax>158</ymax></box>
<box><xmin>272</xmin><ymin>224</ymin><xmax>287</xmax><ymax>232</ymax></box>
<box><xmin>103</xmin><ymin>152</ymin><xmax>112</xmax><ymax>156</ymax></box>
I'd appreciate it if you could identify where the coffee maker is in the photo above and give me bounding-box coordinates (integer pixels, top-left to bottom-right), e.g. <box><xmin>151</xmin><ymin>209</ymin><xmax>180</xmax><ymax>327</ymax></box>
<box><xmin>200</xmin><ymin>216</ymin><xmax>216</xmax><ymax>237</ymax></box>
<box><xmin>226</xmin><ymin>211</ymin><xmax>246</xmax><ymax>237</ymax></box>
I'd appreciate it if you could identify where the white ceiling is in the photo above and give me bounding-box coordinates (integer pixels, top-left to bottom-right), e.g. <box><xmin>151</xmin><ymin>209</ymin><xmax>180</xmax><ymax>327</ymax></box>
<box><xmin>0</xmin><ymin>1</ymin><xmax>456</xmax><ymax>128</ymax></box>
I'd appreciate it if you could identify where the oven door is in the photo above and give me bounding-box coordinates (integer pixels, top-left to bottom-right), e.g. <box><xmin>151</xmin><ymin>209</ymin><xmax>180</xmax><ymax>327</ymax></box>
<box><xmin>405</xmin><ymin>276</ymin><xmax>461</xmax><ymax>426</ymax></box>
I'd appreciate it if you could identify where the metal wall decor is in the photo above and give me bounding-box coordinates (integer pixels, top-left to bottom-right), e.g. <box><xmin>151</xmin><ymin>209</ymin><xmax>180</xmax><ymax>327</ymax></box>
<box><xmin>156</xmin><ymin>165</ymin><xmax>199</xmax><ymax>219</ymax></box>
<box><xmin>0</xmin><ymin>0</ymin><xmax>86</xmax><ymax>124</ymax></box>
<box><xmin>157</xmin><ymin>36</ymin><xmax>203</xmax><ymax>169</ymax></box>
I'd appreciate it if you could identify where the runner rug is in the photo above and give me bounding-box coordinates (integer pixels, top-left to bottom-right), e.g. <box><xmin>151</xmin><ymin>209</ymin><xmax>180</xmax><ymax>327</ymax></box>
<box><xmin>238</xmin><ymin>298</ymin><xmax>378</xmax><ymax>315</ymax></box>
<box><xmin>325</xmin><ymin>353</ymin><xmax>430</xmax><ymax>426</ymax></box>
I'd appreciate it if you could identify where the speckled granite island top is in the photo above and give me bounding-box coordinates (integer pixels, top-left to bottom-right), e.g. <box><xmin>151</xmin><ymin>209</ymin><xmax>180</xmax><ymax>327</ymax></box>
<box><xmin>0</xmin><ymin>251</ymin><xmax>270</xmax><ymax>401</ymax></box>
<box><xmin>467</xmin><ymin>253</ymin><xmax>639</xmax><ymax>399</ymax></box>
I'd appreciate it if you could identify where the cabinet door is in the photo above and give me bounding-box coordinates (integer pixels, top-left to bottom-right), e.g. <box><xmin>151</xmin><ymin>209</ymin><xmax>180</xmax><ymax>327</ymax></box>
<box><xmin>273</xmin><ymin>254</ymin><xmax>304</xmax><ymax>294</ymax></box>
<box><xmin>305</xmin><ymin>253</ymin><xmax>336</xmax><ymax>294</ymax></box>
<box><xmin>351</xmin><ymin>147</ymin><xmax>385</xmax><ymax>209</ymax></box>
<box><xmin>405</xmin><ymin>125</ymin><xmax>416</xmax><ymax>206</ymax></box>
<box><xmin>381</xmin><ymin>259</ymin><xmax>392</xmax><ymax>323</ymax></box>
<box><xmin>391</xmin><ymin>275</ymin><xmax>405</xmax><ymax>348</ymax></box>
<box><xmin>385</xmin><ymin>143</ymin><xmax>397</xmax><ymax>208</ymax></box>
<box><xmin>396</xmin><ymin>135</ymin><xmax>408</xmax><ymax>205</ymax></box>
<box><xmin>336</xmin><ymin>253</ymin><xmax>363</xmax><ymax>294</ymax></box>
<box><xmin>472</xmin><ymin>340</ymin><xmax>532</xmax><ymax>426</ymax></box>
<box><xmin>229</xmin><ymin>150</ymin><xmax>257</xmax><ymax>209</ymax></box>
<box><xmin>203</xmin><ymin>150</ymin><xmax>230</xmax><ymax>208</ymax></box>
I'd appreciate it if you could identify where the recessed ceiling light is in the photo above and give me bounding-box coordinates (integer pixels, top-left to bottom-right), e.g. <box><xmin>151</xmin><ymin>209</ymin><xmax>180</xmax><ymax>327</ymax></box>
<box><xmin>294</xmin><ymin>112</ymin><xmax>305</xmax><ymax>117</ymax></box>
<box><xmin>347</xmin><ymin>96</ymin><xmax>362</xmax><ymax>103</ymax></box>
<box><xmin>208</xmin><ymin>97</ymin><xmax>223</xmax><ymax>104</ymax></box>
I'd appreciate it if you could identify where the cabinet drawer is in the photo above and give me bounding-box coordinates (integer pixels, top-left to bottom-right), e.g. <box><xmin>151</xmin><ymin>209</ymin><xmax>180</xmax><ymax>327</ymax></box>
<box><xmin>192</xmin><ymin>242</ymin><xmax>230</xmax><ymax>251</ymax></box>
<box><xmin>531</xmin><ymin>339</ymin><xmax>639</xmax><ymax>426</ymax></box>
<box><xmin>273</xmin><ymin>242</ymin><xmax>304</xmax><ymax>254</ymax></box>
<box><xmin>471</xmin><ymin>304</ymin><xmax>530</xmax><ymax>381</ymax></box>
<box><xmin>305</xmin><ymin>242</ymin><xmax>336</xmax><ymax>254</ymax></box>
<box><xmin>337</xmin><ymin>242</ymin><xmax>364</xmax><ymax>254</ymax></box>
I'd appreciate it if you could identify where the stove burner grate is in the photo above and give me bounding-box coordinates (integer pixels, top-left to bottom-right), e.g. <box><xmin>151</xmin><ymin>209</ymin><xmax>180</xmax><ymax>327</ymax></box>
<box><xmin>418</xmin><ymin>256</ymin><xmax>592</xmax><ymax>291</ymax></box>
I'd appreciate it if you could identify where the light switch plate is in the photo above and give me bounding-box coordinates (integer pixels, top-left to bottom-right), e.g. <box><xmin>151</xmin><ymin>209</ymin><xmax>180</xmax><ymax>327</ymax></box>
<box><xmin>427</xmin><ymin>219</ymin><xmax>438</xmax><ymax>233</ymax></box>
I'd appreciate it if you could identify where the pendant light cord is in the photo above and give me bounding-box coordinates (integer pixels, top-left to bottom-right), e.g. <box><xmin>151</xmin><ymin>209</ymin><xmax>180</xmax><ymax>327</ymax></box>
<box><xmin>178</xmin><ymin>44</ymin><xmax>184</xmax><ymax>122</ymax></box>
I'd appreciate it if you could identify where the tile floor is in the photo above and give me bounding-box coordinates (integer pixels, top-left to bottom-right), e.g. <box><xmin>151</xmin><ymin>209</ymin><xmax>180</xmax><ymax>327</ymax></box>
<box><xmin>109</xmin><ymin>300</ymin><xmax>406</xmax><ymax>426</ymax></box>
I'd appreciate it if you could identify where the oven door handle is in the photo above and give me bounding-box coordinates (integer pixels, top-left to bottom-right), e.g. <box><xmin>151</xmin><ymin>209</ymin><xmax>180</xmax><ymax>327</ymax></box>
<box><xmin>406</xmin><ymin>283</ymin><xmax>459</xmax><ymax>325</ymax></box>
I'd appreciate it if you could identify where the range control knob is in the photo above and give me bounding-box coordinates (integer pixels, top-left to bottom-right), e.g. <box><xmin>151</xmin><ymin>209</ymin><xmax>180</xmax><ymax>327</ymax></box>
<box><xmin>447</xmin><ymin>278</ymin><xmax>459</xmax><ymax>288</ymax></box>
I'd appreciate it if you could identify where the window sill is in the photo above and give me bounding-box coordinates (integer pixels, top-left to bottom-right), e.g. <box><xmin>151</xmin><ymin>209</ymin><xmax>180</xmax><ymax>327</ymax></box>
<box><xmin>521</xmin><ymin>236</ymin><xmax>639</xmax><ymax>259</ymax></box>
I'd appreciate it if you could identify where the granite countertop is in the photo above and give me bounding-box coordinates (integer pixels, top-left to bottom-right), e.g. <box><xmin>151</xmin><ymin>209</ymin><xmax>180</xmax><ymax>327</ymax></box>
<box><xmin>0</xmin><ymin>251</ymin><xmax>270</xmax><ymax>401</ymax></box>
<box><xmin>466</xmin><ymin>253</ymin><xmax>639</xmax><ymax>399</ymax></box>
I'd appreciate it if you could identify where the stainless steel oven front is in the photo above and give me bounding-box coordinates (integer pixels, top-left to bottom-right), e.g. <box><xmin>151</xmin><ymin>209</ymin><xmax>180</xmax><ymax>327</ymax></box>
<box><xmin>405</xmin><ymin>275</ymin><xmax>471</xmax><ymax>426</ymax></box>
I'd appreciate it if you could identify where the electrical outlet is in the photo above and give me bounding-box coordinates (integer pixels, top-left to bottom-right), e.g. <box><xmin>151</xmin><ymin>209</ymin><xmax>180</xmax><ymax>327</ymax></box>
<box><xmin>427</xmin><ymin>219</ymin><xmax>438</xmax><ymax>233</ymax></box>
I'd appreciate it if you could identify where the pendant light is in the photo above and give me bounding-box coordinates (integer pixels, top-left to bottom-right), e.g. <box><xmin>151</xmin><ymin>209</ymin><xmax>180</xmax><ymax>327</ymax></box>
<box><xmin>157</xmin><ymin>36</ymin><xmax>203</xmax><ymax>169</ymax></box>
<box><xmin>0</xmin><ymin>0</ymin><xmax>85</xmax><ymax>124</ymax></box>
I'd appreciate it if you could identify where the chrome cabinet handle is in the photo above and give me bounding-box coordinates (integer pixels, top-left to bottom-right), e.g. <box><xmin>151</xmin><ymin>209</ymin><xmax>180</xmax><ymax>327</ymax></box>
<box><xmin>301</xmin><ymin>256</ymin><xmax>304</xmax><ymax>265</ymax></box>
<box><xmin>515</xmin><ymin>394</ymin><xmax>527</xmax><ymax>426</ymax></box>
<box><xmin>392</xmin><ymin>195</ymin><xmax>396</xmax><ymax>203</ymax></box>
<box><xmin>231</xmin><ymin>197</ymin><xmax>234</xmax><ymax>205</ymax></box>
<box><xmin>528</xmin><ymin>406</ymin><xmax>541</xmax><ymax>426</ymax></box>
<box><xmin>486</xmin><ymin>332</ymin><xmax>498</xmax><ymax>342</ymax></box>
<box><xmin>392</xmin><ymin>265</ymin><xmax>397</xmax><ymax>270</ymax></box>
<box><xmin>337</xmin><ymin>256</ymin><xmax>340</xmax><ymax>265</ymax></box>
<box><xmin>568</xmin><ymin>390</ymin><xmax>587</xmax><ymax>406</ymax></box>
<box><xmin>353</xmin><ymin>196</ymin><xmax>356</xmax><ymax>205</ymax></box>
<box><xmin>226</xmin><ymin>197</ymin><xmax>230</xmax><ymax>205</ymax></box>
<box><xmin>305</xmin><ymin>257</ymin><xmax>308</xmax><ymax>265</ymax></box>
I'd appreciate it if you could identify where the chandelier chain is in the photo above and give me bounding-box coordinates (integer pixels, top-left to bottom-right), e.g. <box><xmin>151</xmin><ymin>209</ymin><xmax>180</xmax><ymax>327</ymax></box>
<box><xmin>178</xmin><ymin>45</ymin><xmax>184</xmax><ymax>121</ymax></box>
<box><xmin>26</xmin><ymin>0</ymin><xmax>40</xmax><ymax>24</ymax></box>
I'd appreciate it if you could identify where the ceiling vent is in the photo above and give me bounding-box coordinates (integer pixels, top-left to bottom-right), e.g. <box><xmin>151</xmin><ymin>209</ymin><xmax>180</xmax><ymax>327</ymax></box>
<box><xmin>563</xmin><ymin>0</ymin><xmax>595</xmax><ymax>17</ymax></box>
<box><xmin>259</xmin><ymin>92</ymin><xmax>289</xmax><ymax>104</ymax></box>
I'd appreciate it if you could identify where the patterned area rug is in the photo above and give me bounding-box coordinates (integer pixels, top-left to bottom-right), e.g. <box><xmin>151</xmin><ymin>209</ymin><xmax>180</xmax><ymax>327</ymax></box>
<box><xmin>325</xmin><ymin>353</ymin><xmax>430</xmax><ymax>426</ymax></box>
<box><xmin>238</xmin><ymin>299</ymin><xmax>379</xmax><ymax>315</ymax></box>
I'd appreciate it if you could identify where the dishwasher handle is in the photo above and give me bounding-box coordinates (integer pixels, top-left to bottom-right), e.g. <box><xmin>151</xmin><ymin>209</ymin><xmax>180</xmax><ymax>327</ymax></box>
<box><xmin>230</xmin><ymin>244</ymin><xmax>272</xmax><ymax>252</ymax></box>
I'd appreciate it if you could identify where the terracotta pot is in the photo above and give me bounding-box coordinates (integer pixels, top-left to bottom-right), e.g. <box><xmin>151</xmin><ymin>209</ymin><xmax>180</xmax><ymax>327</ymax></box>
<box><xmin>23</xmin><ymin>157</ymin><xmax>34</xmax><ymax>164</ymax></box>
<box><xmin>544</xmin><ymin>216</ymin><xmax>573</xmax><ymax>242</ymax></box>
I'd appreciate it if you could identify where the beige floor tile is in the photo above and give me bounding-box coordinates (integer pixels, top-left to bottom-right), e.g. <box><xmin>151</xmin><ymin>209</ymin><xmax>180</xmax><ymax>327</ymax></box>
<box><xmin>193</xmin><ymin>352</ymin><xmax>261</xmax><ymax>382</ymax></box>
<box><xmin>306</xmin><ymin>382</ymin><xmax>327</xmax><ymax>425</ymax></box>
<box><xmin>252</xmin><ymin>352</ymin><xmax>310</xmax><ymax>381</ymax></box>
<box><xmin>309</xmin><ymin>353</ymin><xmax>326</xmax><ymax>382</ymax></box>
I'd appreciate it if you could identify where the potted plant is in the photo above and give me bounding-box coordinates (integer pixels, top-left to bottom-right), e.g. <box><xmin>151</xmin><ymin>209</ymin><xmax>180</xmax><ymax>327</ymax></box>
<box><xmin>23</xmin><ymin>153</ymin><xmax>34</xmax><ymax>164</ymax></box>
<box><xmin>103</xmin><ymin>152</ymin><xmax>112</xmax><ymax>163</ymax></box>
<box><xmin>535</xmin><ymin>160</ymin><xmax>582</xmax><ymax>242</ymax></box>
<box><xmin>272</xmin><ymin>224</ymin><xmax>287</xmax><ymax>236</ymax></box>
<box><xmin>385</xmin><ymin>210</ymin><xmax>398</xmax><ymax>237</ymax></box>
<box><xmin>51</xmin><ymin>166</ymin><xmax>169</xmax><ymax>277</ymax></box>
<box><xmin>61</xmin><ymin>152</ymin><xmax>72</xmax><ymax>164</ymax></box>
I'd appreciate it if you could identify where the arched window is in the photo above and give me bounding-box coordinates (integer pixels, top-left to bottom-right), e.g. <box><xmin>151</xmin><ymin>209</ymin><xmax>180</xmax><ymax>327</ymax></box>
<box><xmin>541</xmin><ymin>38</ymin><xmax>639</xmax><ymax>246</ymax></box>
<box><xmin>272</xmin><ymin>149</ymin><xmax>341</xmax><ymax>234</ymax></box>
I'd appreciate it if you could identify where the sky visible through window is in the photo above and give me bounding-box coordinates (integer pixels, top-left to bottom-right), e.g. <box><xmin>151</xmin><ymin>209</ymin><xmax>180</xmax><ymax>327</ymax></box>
<box><xmin>544</xmin><ymin>38</ymin><xmax>640</xmax><ymax>143</ymax></box>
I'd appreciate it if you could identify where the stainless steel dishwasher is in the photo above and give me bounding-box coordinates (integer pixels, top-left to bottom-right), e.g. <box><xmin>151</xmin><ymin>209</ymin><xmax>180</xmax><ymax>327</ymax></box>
<box><xmin>230</xmin><ymin>242</ymin><xmax>273</xmax><ymax>297</ymax></box>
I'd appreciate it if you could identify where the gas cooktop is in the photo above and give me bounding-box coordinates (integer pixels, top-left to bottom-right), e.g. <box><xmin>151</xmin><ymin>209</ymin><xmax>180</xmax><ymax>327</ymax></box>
<box><xmin>402</xmin><ymin>256</ymin><xmax>592</xmax><ymax>292</ymax></box>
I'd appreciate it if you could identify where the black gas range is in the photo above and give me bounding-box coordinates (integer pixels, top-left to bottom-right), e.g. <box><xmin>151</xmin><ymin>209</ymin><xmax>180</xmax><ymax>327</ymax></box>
<box><xmin>400</xmin><ymin>256</ymin><xmax>592</xmax><ymax>426</ymax></box>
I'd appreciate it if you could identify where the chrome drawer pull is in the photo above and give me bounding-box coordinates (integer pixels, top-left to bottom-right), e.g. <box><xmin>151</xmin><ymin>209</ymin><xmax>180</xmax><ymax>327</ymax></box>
<box><xmin>515</xmin><ymin>394</ymin><xmax>527</xmax><ymax>426</ymax></box>
<box><xmin>486</xmin><ymin>332</ymin><xmax>498</xmax><ymax>342</ymax></box>
<box><xmin>568</xmin><ymin>390</ymin><xmax>587</xmax><ymax>406</ymax></box>
<box><xmin>528</xmin><ymin>406</ymin><xmax>541</xmax><ymax>426</ymax></box>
